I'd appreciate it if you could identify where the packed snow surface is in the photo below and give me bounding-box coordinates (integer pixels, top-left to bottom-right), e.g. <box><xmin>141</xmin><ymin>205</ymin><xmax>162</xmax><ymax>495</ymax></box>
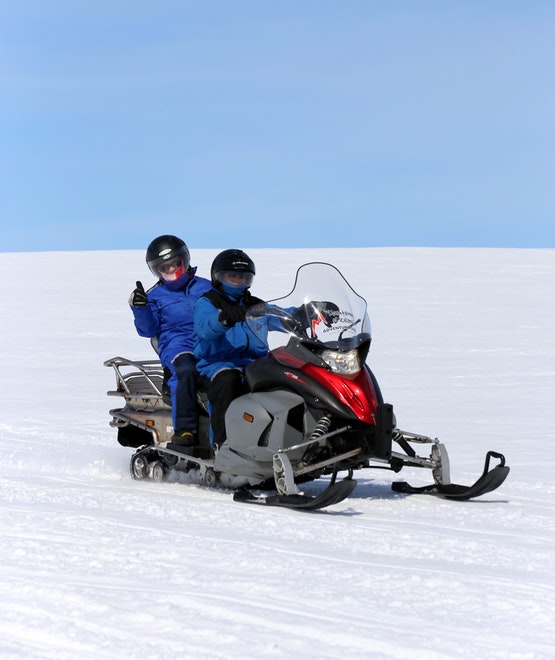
<box><xmin>1</xmin><ymin>248</ymin><xmax>554</xmax><ymax>659</ymax></box>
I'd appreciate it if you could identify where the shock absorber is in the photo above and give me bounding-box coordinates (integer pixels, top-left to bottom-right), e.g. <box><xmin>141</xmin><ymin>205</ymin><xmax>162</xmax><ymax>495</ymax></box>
<box><xmin>309</xmin><ymin>414</ymin><xmax>331</xmax><ymax>442</ymax></box>
<box><xmin>298</xmin><ymin>414</ymin><xmax>333</xmax><ymax>473</ymax></box>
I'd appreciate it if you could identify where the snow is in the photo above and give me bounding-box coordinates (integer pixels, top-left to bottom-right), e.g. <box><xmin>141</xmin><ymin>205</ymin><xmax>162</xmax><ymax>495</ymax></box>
<box><xmin>1</xmin><ymin>247</ymin><xmax>554</xmax><ymax>659</ymax></box>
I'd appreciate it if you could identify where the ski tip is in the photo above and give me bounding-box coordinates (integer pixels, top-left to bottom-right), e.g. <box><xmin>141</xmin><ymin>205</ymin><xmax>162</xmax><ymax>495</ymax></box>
<box><xmin>392</xmin><ymin>463</ymin><xmax>510</xmax><ymax>501</ymax></box>
<box><xmin>233</xmin><ymin>478</ymin><xmax>357</xmax><ymax>511</ymax></box>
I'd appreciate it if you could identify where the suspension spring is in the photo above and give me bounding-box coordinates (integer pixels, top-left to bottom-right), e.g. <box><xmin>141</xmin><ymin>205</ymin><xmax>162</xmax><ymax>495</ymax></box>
<box><xmin>309</xmin><ymin>414</ymin><xmax>331</xmax><ymax>442</ymax></box>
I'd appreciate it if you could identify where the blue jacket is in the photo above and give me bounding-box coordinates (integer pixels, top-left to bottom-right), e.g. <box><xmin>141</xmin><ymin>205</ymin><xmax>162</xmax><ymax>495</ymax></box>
<box><xmin>131</xmin><ymin>269</ymin><xmax>212</xmax><ymax>368</ymax></box>
<box><xmin>193</xmin><ymin>291</ymin><xmax>270</xmax><ymax>380</ymax></box>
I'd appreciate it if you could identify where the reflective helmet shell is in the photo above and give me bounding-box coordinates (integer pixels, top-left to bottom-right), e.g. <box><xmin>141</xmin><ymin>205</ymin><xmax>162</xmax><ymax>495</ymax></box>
<box><xmin>146</xmin><ymin>235</ymin><xmax>191</xmax><ymax>278</ymax></box>
<box><xmin>210</xmin><ymin>249</ymin><xmax>255</xmax><ymax>286</ymax></box>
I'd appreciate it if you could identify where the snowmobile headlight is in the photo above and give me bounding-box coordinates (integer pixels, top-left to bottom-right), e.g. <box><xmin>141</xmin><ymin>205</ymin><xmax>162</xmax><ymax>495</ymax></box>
<box><xmin>321</xmin><ymin>348</ymin><xmax>361</xmax><ymax>375</ymax></box>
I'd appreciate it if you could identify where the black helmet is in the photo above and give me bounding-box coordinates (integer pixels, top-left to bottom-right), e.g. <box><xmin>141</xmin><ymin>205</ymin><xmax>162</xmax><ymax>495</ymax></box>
<box><xmin>146</xmin><ymin>235</ymin><xmax>191</xmax><ymax>279</ymax></box>
<box><xmin>211</xmin><ymin>249</ymin><xmax>255</xmax><ymax>290</ymax></box>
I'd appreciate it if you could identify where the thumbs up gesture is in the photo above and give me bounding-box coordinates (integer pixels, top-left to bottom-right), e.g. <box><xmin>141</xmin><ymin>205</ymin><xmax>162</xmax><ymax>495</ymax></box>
<box><xmin>129</xmin><ymin>281</ymin><xmax>148</xmax><ymax>307</ymax></box>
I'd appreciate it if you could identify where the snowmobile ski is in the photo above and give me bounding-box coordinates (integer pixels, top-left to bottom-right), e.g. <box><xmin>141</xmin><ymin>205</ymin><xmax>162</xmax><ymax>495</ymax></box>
<box><xmin>391</xmin><ymin>451</ymin><xmax>510</xmax><ymax>500</ymax></box>
<box><xmin>233</xmin><ymin>478</ymin><xmax>357</xmax><ymax>511</ymax></box>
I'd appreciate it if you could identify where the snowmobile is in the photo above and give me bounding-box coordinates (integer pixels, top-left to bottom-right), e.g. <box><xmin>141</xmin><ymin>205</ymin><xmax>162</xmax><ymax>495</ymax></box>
<box><xmin>105</xmin><ymin>262</ymin><xmax>509</xmax><ymax>511</ymax></box>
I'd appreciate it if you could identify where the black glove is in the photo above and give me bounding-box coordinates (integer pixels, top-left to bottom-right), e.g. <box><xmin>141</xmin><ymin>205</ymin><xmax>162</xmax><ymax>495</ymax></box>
<box><xmin>219</xmin><ymin>306</ymin><xmax>247</xmax><ymax>327</ymax></box>
<box><xmin>293</xmin><ymin>301</ymin><xmax>339</xmax><ymax>327</ymax></box>
<box><xmin>129</xmin><ymin>281</ymin><xmax>148</xmax><ymax>307</ymax></box>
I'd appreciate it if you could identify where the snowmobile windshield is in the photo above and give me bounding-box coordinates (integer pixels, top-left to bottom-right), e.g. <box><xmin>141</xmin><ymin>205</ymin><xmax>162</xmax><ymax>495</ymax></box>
<box><xmin>245</xmin><ymin>262</ymin><xmax>372</xmax><ymax>367</ymax></box>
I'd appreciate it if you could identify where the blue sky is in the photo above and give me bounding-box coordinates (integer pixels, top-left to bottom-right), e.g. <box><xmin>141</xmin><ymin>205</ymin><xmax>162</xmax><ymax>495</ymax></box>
<box><xmin>1</xmin><ymin>1</ymin><xmax>554</xmax><ymax>252</ymax></box>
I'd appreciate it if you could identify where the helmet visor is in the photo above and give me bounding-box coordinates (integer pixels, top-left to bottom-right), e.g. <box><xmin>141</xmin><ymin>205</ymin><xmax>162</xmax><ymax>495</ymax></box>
<box><xmin>158</xmin><ymin>257</ymin><xmax>183</xmax><ymax>274</ymax></box>
<box><xmin>216</xmin><ymin>270</ymin><xmax>254</xmax><ymax>288</ymax></box>
<box><xmin>147</xmin><ymin>244</ymin><xmax>191</xmax><ymax>278</ymax></box>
